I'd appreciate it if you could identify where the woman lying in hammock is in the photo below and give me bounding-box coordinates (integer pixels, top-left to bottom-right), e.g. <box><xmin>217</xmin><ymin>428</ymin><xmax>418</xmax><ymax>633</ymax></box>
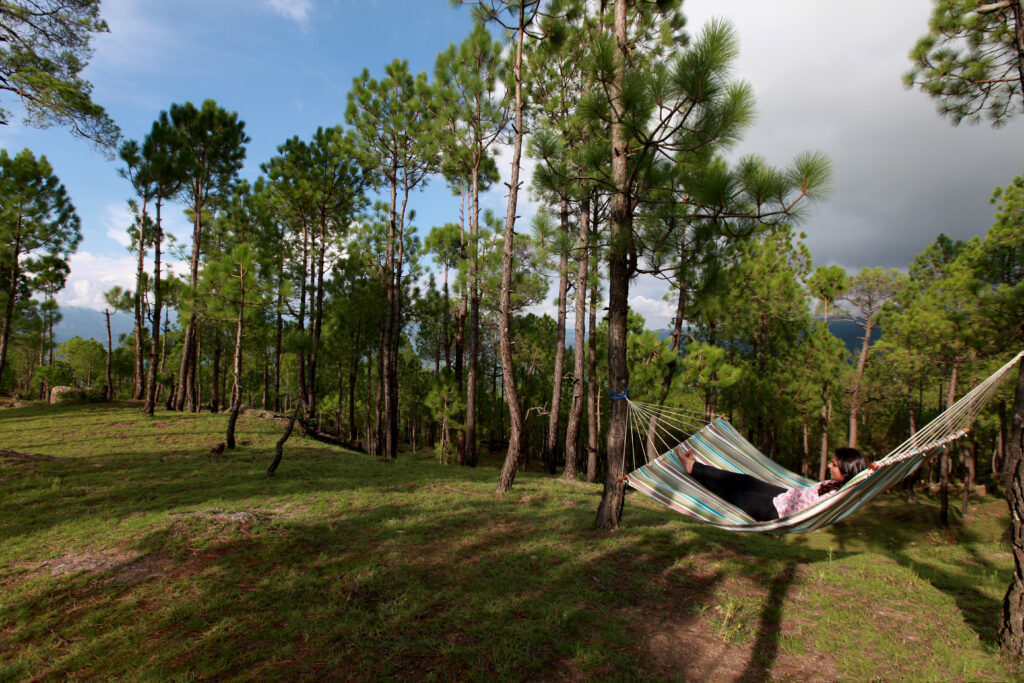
<box><xmin>676</xmin><ymin>446</ymin><xmax>870</xmax><ymax>522</ymax></box>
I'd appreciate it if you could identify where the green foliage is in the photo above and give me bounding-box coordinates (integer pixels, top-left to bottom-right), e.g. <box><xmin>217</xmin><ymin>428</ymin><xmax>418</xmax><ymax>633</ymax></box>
<box><xmin>0</xmin><ymin>0</ymin><xmax>120</xmax><ymax>148</ymax></box>
<box><xmin>906</xmin><ymin>0</ymin><xmax>1024</xmax><ymax>125</ymax></box>
<box><xmin>56</xmin><ymin>336</ymin><xmax>105</xmax><ymax>388</ymax></box>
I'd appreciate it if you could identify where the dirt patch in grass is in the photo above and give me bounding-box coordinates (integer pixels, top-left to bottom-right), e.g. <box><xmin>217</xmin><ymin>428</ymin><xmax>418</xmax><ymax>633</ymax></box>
<box><xmin>0</xmin><ymin>448</ymin><xmax>60</xmax><ymax>462</ymax></box>
<box><xmin>633</xmin><ymin>610</ymin><xmax>837</xmax><ymax>682</ymax></box>
<box><xmin>167</xmin><ymin>509</ymin><xmax>272</xmax><ymax>525</ymax></box>
<box><xmin>14</xmin><ymin>550</ymin><xmax>172</xmax><ymax>586</ymax></box>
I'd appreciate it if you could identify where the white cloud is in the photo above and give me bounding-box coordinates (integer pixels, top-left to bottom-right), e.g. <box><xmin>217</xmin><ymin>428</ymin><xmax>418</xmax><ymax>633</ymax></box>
<box><xmin>104</xmin><ymin>203</ymin><xmax>135</xmax><ymax>248</ymax></box>
<box><xmin>55</xmin><ymin>251</ymin><xmax>138</xmax><ymax>310</ymax></box>
<box><xmin>56</xmin><ymin>249</ymin><xmax>190</xmax><ymax>311</ymax></box>
<box><xmin>628</xmin><ymin>294</ymin><xmax>674</xmax><ymax>331</ymax></box>
<box><xmin>265</xmin><ymin>0</ymin><xmax>312</xmax><ymax>25</ymax></box>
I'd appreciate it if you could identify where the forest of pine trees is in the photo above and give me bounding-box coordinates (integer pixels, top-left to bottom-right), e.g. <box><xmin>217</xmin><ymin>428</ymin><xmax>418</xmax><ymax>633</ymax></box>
<box><xmin>2</xmin><ymin>0</ymin><xmax>1024</xmax><ymax>652</ymax></box>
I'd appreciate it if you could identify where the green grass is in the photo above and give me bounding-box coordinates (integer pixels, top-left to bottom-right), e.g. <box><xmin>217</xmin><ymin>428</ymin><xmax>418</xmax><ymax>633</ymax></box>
<box><xmin>1</xmin><ymin>401</ymin><xmax>1020</xmax><ymax>681</ymax></box>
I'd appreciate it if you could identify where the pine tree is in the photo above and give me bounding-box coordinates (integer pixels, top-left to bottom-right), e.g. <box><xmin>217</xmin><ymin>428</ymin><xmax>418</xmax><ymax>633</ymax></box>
<box><xmin>347</xmin><ymin>60</ymin><xmax>442</xmax><ymax>460</ymax></box>
<box><xmin>0</xmin><ymin>148</ymin><xmax>80</xmax><ymax>387</ymax></box>
<box><xmin>0</xmin><ymin>0</ymin><xmax>119</xmax><ymax>148</ymax></box>
<box><xmin>906</xmin><ymin>0</ymin><xmax>1024</xmax><ymax>125</ymax></box>
<box><xmin>170</xmin><ymin>100</ymin><xmax>249</xmax><ymax>413</ymax></box>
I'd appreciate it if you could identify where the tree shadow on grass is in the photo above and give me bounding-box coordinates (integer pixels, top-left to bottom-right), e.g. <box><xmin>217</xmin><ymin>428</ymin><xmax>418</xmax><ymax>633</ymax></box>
<box><xmin>3</xmin><ymin>494</ymin><xmax>743</xmax><ymax>679</ymax></box>
<box><xmin>825</xmin><ymin>494</ymin><xmax>1010</xmax><ymax>646</ymax></box>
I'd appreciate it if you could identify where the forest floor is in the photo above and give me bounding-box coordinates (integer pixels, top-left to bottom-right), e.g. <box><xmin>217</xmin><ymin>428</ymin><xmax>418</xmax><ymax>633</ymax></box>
<box><xmin>1</xmin><ymin>400</ymin><xmax>1020</xmax><ymax>681</ymax></box>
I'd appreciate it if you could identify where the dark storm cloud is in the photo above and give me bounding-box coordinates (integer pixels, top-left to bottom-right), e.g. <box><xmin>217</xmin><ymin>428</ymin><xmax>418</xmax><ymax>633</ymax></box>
<box><xmin>687</xmin><ymin>0</ymin><xmax>1024</xmax><ymax>274</ymax></box>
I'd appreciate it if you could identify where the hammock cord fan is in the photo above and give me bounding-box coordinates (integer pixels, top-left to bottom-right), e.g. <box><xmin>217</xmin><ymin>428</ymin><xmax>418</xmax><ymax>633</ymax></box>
<box><xmin>622</xmin><ymin>350</ymin><xmax>1024</xmax><ymax>534</ymax></box>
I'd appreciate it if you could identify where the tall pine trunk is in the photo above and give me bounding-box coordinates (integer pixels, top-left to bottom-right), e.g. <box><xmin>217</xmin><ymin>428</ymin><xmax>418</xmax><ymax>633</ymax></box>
<box><xmin>595</xmin><ymin>0</ymin><xmax>631</xmax><ymax>529</ymax></box>
<box><xmin>495</xmin><ymin>9</ymin><xmax>528</xmax><ymax>493</ymax></box>
<box><xmin>939</xmin><ymin>361</ymin><xmax>959</xmax><ymax>527</ymax></box>
<box><xmin>104</xmin><ymin>309</ymin><xmax>113</xmax><ymax>400</ymax></box>
<box><xmin>543</xmin><ymin>198</ymin><xmax>570</xmax><ymax>474</ymax></box>
<box><xmin>132</xmin><ymin>219</ymin><xmax>146</xmax><ymax>400</ymax></box>
<box><xmin>586</xmin><ymin>243</ymin><xmax>600</xmax><ymax>483</ymax></box>
<box><xmin>226</xmin><ymin>294</ymin><xmax>244</xmax><ymax>449</ymax></box>
<box><xmin>144</xmin><ymin>200</ymin><xmax>164</xmax><ymax>416</ymax></box>
<box><xmin>563</xmin><ymin>199</ymin><xmax>589</xmax><ymax>480</ymax></box>
<box><xmin>848</xmin><ymin>318</ymin><xmax>875</xmax><ymax>447</ymax></box>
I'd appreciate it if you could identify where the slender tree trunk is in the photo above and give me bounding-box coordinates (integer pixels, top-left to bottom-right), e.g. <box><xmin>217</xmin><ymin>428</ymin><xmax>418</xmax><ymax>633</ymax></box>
<box><xmin>308</xmin><ymin>220</ymin><xmax>327</xmax><ymax>416</ymax></box>
<box><xmin>104</xmin><ymin>310</ymin><xmax>113</xmax><ymax>400</ymax></box>
<box><xmin>495</xmin><ymin>9</ymin><xmax>529</xmax><ymax>493</ymax></box>
<box><xmin>997</xmin><ymin>401</ymin><xmax>1009</xmax><ymax>476</ymax></box>
<box><xmin>543</xmin><ymin>198</ymin><xmax>571</xmax><ymax>474</ymax></box>
<box><xmin>296</xmin><ymin>216</ymin><xmax>310</xmax><ymax>419</ymax></box>
<box><xmin>176</xmin><ymin>191</ymin><xmax>204</xmax><ymax>413</ymax></box>
<box><xmin>586</xmin><ymin>246</ymin><xmax>600</xmax><ymax>484</ymax></box>
<box><xmin>466</xmin><ymin>168</ymin><xmax>482</xmax><ymax>467</ymax></box>
<box><xmin>274</xmin><ymin>287</ymin><xmax>283</xmax><ymax>412</ymax></box>
<box><xmin>132</xmin><ymin>223</ymin><xmax>146</xmax><ymax>400</ymax></box>
<box><xmin>963</xmin><ymin>437</ymin><xmax>976</xmax><ymax>517</ymax></box>
<box><xmin>819</xmin><ymin>388</ymin><xmax>831</xmax><ymax>480</ymax></box>
<box><xmin>596</xmin><ymin>0</ymin><xmax>631</xmax><ymax>529</ymax></box>
<box><xmin>848</xmin><ymin>319</ymin><xmax>875</xmax><ymax>448</ymax></box>
<box><xmin>146</xmin><ymin>206</ymin><xmax>163</xmax><ymax>417</ymax></box>
<box><xmin>226</xmin><ymin>297</ymin><xmax>244</xmax><ymax>449</ymax></box>
<box><xmin>940</xmin><ymin>362</ymin><xmax>959</xmax><ymax>528</ymax></box>
<box><xmin>455</xmin><ymin>184</ymin><xmax>468</xmax><ymax>466</ymax></box>
<box><xmin>267</xmin><ymin>395</ymin><xmax>303</xmax><ymax>477</ymax></box>
<box><xmin>564</xmin><ymin>199</ymin><xmax>590</xmax><ymax>481</ymax></box>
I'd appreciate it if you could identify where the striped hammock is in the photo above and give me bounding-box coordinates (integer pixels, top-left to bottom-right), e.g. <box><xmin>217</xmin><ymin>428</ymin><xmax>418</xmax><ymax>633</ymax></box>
<box><xmin>624</xmin><ymin>350</ymin><xmax>1024</xmax><ymax>534</ymax></box>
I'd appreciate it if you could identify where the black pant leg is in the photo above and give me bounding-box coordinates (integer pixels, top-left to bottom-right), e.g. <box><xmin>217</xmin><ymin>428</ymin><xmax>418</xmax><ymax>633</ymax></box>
<box><xmin>689</xmin><ymin>462</ymin><xmax>784</xmax><ymax>521</ymax></box>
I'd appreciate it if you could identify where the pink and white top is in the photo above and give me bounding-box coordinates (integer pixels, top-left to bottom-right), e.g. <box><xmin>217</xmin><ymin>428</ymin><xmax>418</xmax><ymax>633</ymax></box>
<box><xmin>772</xmin><ymin>482</ymin><xmax>839</xmax><ymax>518</ymax></box>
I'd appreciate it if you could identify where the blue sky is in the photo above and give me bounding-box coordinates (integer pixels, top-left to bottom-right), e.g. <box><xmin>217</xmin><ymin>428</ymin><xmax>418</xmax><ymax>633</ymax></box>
<box><xmin>2</xmin><ymin>0</ymin><xmax>1022</xmax><ymax>328</ymax></box>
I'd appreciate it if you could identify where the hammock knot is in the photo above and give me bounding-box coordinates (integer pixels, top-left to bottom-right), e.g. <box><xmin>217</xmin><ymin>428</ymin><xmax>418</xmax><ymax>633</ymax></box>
<box><xmin>610</xmin><ymin>389</ymin><xmax>630</xmax><ymax>401</ymax></box>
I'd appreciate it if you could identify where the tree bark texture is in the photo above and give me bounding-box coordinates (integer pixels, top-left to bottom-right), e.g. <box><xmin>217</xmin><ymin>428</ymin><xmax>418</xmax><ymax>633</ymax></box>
<box><xmin>848</xmin><ymin>319</ymin><xmax>875</xmax><ymax>448</ymax></box>
<box><xmin>495</xmin><ymin>9</ymin><xmax>528</xmax><ymax>493</ymax></box>
<box><xmin>543</xmin><ymin>198</ymin><xmax>570</xmax><ymax>474</ymax></box>
<box><xmin>1000</xmin><ymin>360</ymin><xmax>1024</xmax><ymax>657</ymax></box>
<box><xmin>596</xmin><ymin>0</ymin><xmax>631</xmax><ymax>529</ymax></box>
<box><xmin>563</xmin><ymin>200</ymin><xmax>590</xmax><ymax>481</ymax></box>
<box><xmin>104</xmin><ymin>310</ymin><xmax>113</xmax><ymax>400</ymax></box>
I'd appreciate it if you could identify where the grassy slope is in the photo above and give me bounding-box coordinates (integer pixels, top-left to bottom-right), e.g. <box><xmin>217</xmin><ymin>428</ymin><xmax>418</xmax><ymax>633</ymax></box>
<box><xmin>0</xmin><ymin>401</ymin><xmax>1019</xmax><ymax>681</ymax></box>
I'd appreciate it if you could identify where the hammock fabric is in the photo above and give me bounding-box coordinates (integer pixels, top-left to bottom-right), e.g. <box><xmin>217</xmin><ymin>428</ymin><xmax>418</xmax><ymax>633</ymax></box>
<box><xmin>624</xmin><ymin>350</ymin><xmax>1023</xmax><ymax>534</ymax></box>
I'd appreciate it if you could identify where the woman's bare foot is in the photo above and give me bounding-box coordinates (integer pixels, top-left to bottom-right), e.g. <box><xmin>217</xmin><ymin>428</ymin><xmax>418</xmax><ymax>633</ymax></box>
<box><xmin>676</xmin><ymin>447</ymin><xmax>696</xmax><ymax>474</ymax></box>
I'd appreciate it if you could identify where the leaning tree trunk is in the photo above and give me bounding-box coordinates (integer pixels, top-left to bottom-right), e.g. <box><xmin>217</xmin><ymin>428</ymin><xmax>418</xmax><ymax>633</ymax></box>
<box><xmin>595</xmin><ymin>0</ymin><xmax>631</xmax><ymax>530</ymax></box>
<box><xmin>267</xmin><ymin>395</ymin><xmax>304</xmax><ymax>477</ymax></box>
<box><xmin>495</xmin><ymin>11</ymin><xmax>528</xmax><ymax>494</ymax></box>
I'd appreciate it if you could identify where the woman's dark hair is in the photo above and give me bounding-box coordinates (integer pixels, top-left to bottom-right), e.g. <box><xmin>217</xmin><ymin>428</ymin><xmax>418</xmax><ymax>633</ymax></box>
<box><xmin>818</xmin><ymin>447</ymin><xmax>870</xmax><ymax>495</ymax></box>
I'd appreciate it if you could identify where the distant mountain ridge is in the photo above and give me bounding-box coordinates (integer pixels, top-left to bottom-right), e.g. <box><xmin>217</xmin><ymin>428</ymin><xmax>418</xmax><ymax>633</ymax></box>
<box><xmin>61</xmin><ymin>306</ymin><xmax>879</xmax><ymax>357</ymax></box>
<box><xmin>564</xmin><ymin>319</ymin><xmax>879</xmax><ymax>358</ymax></box>
<box><xmin>54</xmin><ymin>307</ymin><xmax>135</xmax><ymax>345</ymax></box>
